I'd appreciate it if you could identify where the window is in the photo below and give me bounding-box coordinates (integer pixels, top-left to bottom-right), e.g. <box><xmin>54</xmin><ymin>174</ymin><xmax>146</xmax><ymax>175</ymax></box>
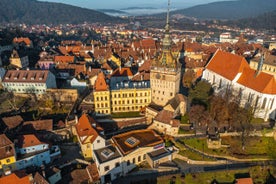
<box><xmin>132</xmin><ymin>158</ymin><xmax>135</xmax><ymax>164</ymax></box>
<box><xmin>115</xmin><ymin>162</ymin><xmax>120</xmax><ymax>167</ymax></box>
<box><xmin>6</xmin><ymin>159</ymin><xmax>10</xmax><ymax>163</ymax></box>
<box><xmin>127</xmin><ymin>160</ymin><xmax>130</xmax><ymax>166</ymax></box>
<box><xmin>138</xmin><ymin>156</ymin><xmax>141</xmax><ymax>162</ymax></box>
<box><xmin>143</xmin><ymin>154</ymin><xmax>146</xmax><ymax>160</ymax></box>
<box><xmin>104</xmin><ymin>166</ymin><xmax>110</xmax><ymax>171</ymax></box>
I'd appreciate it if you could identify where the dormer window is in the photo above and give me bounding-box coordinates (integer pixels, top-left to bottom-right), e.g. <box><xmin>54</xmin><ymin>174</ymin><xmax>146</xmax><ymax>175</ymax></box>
<box><xmin>125</xmin><ymin>137</ymin><xmax>140</xmax><ymax>147</ymax></box>
<box><xmin>101</xmin><ymin>148</ymin><xmax>114</xmax><ymax>158</ymax></box>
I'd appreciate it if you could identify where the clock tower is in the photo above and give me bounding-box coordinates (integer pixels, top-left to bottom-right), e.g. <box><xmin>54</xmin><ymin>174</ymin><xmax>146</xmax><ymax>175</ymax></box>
<box><xmin>150</xmin><ymin>0</ymin><xmax>181</xmax><ymax>106</ymax></box>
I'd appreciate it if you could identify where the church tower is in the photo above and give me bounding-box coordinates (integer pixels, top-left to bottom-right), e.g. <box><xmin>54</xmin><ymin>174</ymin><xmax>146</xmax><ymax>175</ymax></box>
<box><xmin>150</xmin><ymin>0</ymin><xmax>181</xmax><ymax>106</ymax></box>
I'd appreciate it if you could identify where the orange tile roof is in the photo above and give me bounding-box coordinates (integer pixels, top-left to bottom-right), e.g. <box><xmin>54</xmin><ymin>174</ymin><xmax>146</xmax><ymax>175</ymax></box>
<box><xmin>237</xmin><ymin>67</ymin><xmax>276</xmax><ymax>94</ymax></box>
<box><xmin>13</xmin><ymin>37</ymin><xmax>32</xmax><ymax>46</ymax></box>
<box><xmin>236</xmin><ymin>178</ymin><xmax>253</xmax><ymax>184</ymax></box>
<box><xmin>0</xmin><ymin>173</ymin><xmax>31</xmax><ymax>184</ymax></box>
<box><xmin>94</xmin><ymin>72</ymin><xmax>108</xmax><ymax>91</ymax></box>
<box><xmin>206</xmin><ymin>49</ymin><xmax>249</xmax><ymax>81</ymax></box>
<box><xmin>111</xmin><ymin>67</ymin><xmax>133</xmax><ymax>77</ymax></box>
<box><xmin>54</xmin><ymin>56</ymin><xmax>75</xmax><ymax>63</ymax></box>
<box><xmin>75</xmin><ymin>114</ymin><xmax>99</xmax><ymax>144</ymax></box>
<box><xmin>17</xmin><ymin>134</ymin><xmax>45</xmax><ymax>148</ymax></box>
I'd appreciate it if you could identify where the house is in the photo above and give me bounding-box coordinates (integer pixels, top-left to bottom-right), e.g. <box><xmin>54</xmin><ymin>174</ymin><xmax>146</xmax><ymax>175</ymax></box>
<box><xmin>93</xmin><ymin>129</ymin><xmax>164</xmax><ymax>184</ymax></box>
<box><xmin>74</xmin><ymin>114</ymin><xmax>105</xmax><ymax>160</ymax></box>
<box><xmin>150</xmin><ymin>110</ymin><xmax>180</xmax><ymax>136</ymax></box>
<box><xmin>21</xmin><ymin>119</ymin><xmax>53</xmax><ymax>133</ymax></box>
<box><xmin>0</xmin><ymin>134</ymin><xmax>16</xmax><ymax>172</ymax></box>
<box><xmin>2</xmin><ymin>70</ymin><xmax>57</xmax><ymax>94</ymax></box>
<box><xmin>163</xmin><ymin>94</ymin><xmax>187</xmax><ymax>116</ymax></box>
<box><xmin>67</xmin><ymin>163</ymin><xmax>100</xmax><ymax>184</ymax></box>
<box><xmin>146</xmin><ymin>147</ymin><xmax>172</xmax><ymax>168</ymax></box>
<box><xmin>15</xmin><ymin>134</ymin><xmax>61</xmax><ymax>170</ymax></box>
<box><xmin>9</xmin><ymin>50</ymin><xmax>29</xmax><ymax>69</ymax></box>
<box><xmin>202</xmin><ymin>49</ymin><xmax>276</xmax><ymax>121</ymax></box>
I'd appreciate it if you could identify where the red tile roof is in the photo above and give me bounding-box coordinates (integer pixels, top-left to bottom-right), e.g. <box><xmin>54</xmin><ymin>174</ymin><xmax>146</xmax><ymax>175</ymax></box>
<box><xmin>236</xmin><ymin>178</ymin><xmax>253</xmax><ymax>184</ymax></box>
<box><xmin>94</xmin><ymin>72</ymin><xmax>108</xmax><ymax>91</ymax></box>
<box><xmin>23</xmin><ymin>119</ymin><xmax>53</xmax><ymax>131</ymax></box>
<box><xmin>75</xmin><ymin>114</ymin><xmax>99</xmax><ymax>144</ymax></box>
<box><xmin>16</xmin><ymin>134</ymin><xmax>45</xmax><ymax>148</ymax></box>
<box><xmin>2</xmin><ymin>115</ymin><xmax>23</xmax><ymax>129</ymax></box>
<box><xmin>13</xmin><ymin>37</ymin><xmax>32</xmax><ymax>46</ymax></box>
<box><xmin>0</xmin><ymin>173</ymin><xmax>31</xmax><ymax>184</ymax></box>
<box><xmin>54</xmin><ymin>56</ymin><xmax>75</xmax><ymax>63</ymax></box>
<box><xmin>111</xmin><ymin>67</ymin><xmax>133</xmax><ymax>77</ymax></box>
<box><xmin>3</xmin><ymin>70</ymin><xmax>50</xmax><ymax>83</ymax></box>
<box><xmin>206</xmin><ymin>49</ymin><xmax>249</xmax><ymax>81</ymax></box>
<box><xmin>237</xmin><ymin>67</ymin><xmax>276</xmax><ymax>94</ymax></box>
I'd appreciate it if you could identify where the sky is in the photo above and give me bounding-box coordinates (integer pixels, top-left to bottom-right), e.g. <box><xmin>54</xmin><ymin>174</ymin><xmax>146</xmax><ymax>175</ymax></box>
<box><xmin>38</xmin><ymin>0</ymin><xmax>230</xmax><ymax>10</ymax></box>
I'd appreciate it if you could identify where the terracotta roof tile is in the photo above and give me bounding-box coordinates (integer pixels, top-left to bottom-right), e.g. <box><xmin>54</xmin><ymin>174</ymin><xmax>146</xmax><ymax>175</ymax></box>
<box><xmin>111</xmin><ymin>67</ymin><xmax>133</xmax><ymax>77</ymax></box>
<box><xmin>236</xmin><ymin>178</ymin><xmax>253</xmax><ymax>184</ymax></box>
<box><xmin>2</xmin><ymin>115</ymin><xmax>23</xmax><ymax>129</ymax></box>
<box><xmin>54</xmin><ymin>56</ymin><xmax>75</xmax><ymax>63</ymax></box>
<box><xmin>154</xmin><ymin>110</ymin><xmax>175</xmax><ymax>125</ymax></box>
<box><xmin>0</xmin><ymin>173</ymin><xmax>31</xmax><ymax>184</ymax></box>
<box><xmin>94</xmin><ymin>72</ymin><xmax>108</xmax><ymax>91</ymax></box>
<box><xmin>206</xmin><ymin>49</ymin><xmax>249</xmax><ymax>81</ymax></box>
<box><xmin>22</xmin><ymin>119</ymin><xmax>53</xmax><ymax>132</ymax></box>
<box><xmin>13</xmin><ymin>37</ymin><xmax>32</xmax><ymax>46</ymax></box>
<box><xmin>16</xmin><ymin>134</ymin><xmax>45</xmax><ymax>148</ymax></box>
<box><xmin>237</xmin><ymin>67</ymin><xmax>276</xmax><ymax>94</ymax></box>
<box><xmin>3</xmin><ymin>70</ymin><xmax>50</xmax><ymax>83</ymax></box>
<box><xmin>75</xmin><ymin>114</ymin><xmax>99</xmax><ymax>144</ymax></box>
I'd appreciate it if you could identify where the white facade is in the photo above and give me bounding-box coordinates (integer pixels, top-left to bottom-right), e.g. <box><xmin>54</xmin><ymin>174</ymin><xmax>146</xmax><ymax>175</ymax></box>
<box><xmin>2</xmin><ymin>70</ymin><xmax>57</xmax><ymax>94</ymax></box>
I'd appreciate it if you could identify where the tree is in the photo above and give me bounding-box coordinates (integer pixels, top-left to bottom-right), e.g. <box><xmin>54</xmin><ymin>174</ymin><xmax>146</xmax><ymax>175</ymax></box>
<box><xmin>182</xmin><ymin>69</ymin><xmax>196</xmax><ymax>89</ymax></box>
<box><xmin>189</xmin><ymin>105</ymin><xmax>211</xmax><ymax>134</ymax></box>
<box><xmin>188</xmin><ymin>80</ymin><xmax>213</xmax><ymax>107</ymax></box>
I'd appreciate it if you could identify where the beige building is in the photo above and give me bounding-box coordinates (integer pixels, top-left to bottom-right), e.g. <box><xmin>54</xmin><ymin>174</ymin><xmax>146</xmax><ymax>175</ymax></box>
<box><xmin>250</xmin><ymin>52</ymin><xmax>276</xmax><ymax>77</ymax></box>
<box><xmin>9</xmin><ymin>50</ymin><xmax>29</xmax><ymax>69</ymax></box>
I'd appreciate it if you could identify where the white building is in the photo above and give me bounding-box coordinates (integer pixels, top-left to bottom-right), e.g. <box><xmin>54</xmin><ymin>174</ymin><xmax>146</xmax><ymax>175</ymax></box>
<box><xmin>2</xmin><ymin>70</ymin><xmax>57</xmax><ymax>94</ymax></box>
<box><xmin>219</xmin><ymin>32</ymin><xmax>238</xmax><ymax>43</ymax></box>
<box><xmin>202</xmin><ymin>49</ymin><xmax>276</xmax><ymax>121</ymax></box>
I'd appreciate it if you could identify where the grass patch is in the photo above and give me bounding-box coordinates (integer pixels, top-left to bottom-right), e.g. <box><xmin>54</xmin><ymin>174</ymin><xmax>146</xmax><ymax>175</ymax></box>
<box><xmin>111</xmin><ymin>111</ymin><xmax>142</xmax><ymax>118</ymax></box>
<box><xmin>157</xmin><ymin>165</ymin><xmax>276</xmax><ymax>184</ymax></box>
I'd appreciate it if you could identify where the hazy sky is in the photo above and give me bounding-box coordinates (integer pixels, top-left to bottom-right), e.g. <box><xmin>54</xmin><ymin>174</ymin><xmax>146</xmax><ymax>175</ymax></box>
<box><xmin>38</xmin><ymin>0</ymin><xmax>230</xmax><ymax>9</ymax></box>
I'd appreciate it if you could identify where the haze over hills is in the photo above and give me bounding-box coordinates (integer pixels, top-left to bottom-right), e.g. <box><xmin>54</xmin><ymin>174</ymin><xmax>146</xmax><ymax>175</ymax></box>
<box><xmin>0</xmin><ymin>0</ymin><xmax>122</xmax><ymax>25</ymax></box>
<box><xmin>171</xmin><ymin>0</ymin><xmax>276</xmax><ymax>20</ymax></box>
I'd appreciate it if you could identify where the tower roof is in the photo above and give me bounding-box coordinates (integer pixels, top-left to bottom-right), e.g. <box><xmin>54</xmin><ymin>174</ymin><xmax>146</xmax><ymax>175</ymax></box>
<box><xmin>94</xmin><ymin>72</ymin><xmax>108</xmax><ymax>91</ymax></box>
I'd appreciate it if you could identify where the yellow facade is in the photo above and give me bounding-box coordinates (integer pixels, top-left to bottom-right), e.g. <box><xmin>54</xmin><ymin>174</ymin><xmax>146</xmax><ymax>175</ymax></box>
<box><xmin>94</xmin><ymin>90</ymin><xmax>111</xmax><ymax>114</ymax></box>
<box><xmin>111</xmin><ymin>55</ymin><xmax>121</xmax><ymax>67</ymax></box>
<box><xmin>79</xmin><ymin>140</ymin><xmax>93</xmax><ymax>160</ymax></box>
<box><xmin>250</xmin><ymin>60</ymin><xmax>276</xmax><ymax>77</ymax></box>
<box><xmin>111</xmin><ymin>88</ymin><xmax>151</xmax><ymax>113</ymax></box>
<box><xmin>10</xmin><ymin>58</ymin><xmax>22</xmax><ymax>68</ymax></box>
<box><xmin>0</xmin><ymin>156</ymin><xmax>16</xmax><ymax>169</ymax></box>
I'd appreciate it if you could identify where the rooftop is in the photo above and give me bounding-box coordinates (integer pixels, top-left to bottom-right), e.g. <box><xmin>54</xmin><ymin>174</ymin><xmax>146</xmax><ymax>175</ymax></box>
<box><xmin>147</xmin><ymin>147</ymin><xmax>171</xmax><ymax>161</ymax></box>
<box><xmin>110</xmin><ymin>80</ymin><xmax>150</xmax><ymax>90</ymax></box>
<box><xmin>3</xmin><ymin>70</ymin><xmax>50</xmax><ymax>83</ymax></box>
<box><xmin>94</xmin><ymin>145</ymin><xmax>121</xmax><ymax>164</ymax></box>
<box><xmin>112</xmin><ymin>129</ymin><xmax>163</xmax><ymax>155</ymax></box>
<box><xmin>0</xmin><ymin>134</ymin><xmax>15</xmax><ymax>160</ymax></box>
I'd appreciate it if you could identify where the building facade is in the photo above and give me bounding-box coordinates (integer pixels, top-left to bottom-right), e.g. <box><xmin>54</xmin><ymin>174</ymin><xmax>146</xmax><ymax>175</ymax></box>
<box><xmin>2</xmin><ymin>70</ymin><xmax>57</xmax><ymax>94</ymax></box>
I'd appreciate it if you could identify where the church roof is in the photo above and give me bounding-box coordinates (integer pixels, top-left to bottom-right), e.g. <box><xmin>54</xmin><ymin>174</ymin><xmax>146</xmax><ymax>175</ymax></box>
<box><xmin>206</xmin><ymin>49</ymin><xmax>249</xmax><ymax>81</ymax></box>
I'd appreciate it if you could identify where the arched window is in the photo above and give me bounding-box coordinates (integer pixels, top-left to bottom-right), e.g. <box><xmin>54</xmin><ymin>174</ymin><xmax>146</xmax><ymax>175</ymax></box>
<box><xmin>271</xmin><ymin>99</ymin><xmax>274</xmax><ymax>109</ymax></box>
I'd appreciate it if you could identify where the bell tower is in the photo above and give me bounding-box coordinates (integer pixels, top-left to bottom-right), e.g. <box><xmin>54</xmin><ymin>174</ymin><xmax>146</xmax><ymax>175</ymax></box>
<box><xmin>150</xmin><ymin>0</ymin><xmax>181</xmax><ymax>106</ymax></box>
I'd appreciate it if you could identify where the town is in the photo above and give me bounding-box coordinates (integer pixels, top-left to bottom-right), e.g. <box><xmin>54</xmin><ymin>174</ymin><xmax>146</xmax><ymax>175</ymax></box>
<box><xmin>0</xmin><ymin>0</ymin><xmax>276</xmax><ymax>184</ymax></box>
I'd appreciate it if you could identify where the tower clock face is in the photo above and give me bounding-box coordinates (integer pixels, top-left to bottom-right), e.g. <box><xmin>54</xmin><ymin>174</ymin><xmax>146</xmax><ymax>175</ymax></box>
<box><xmin>156</xmin><ymin>73</ymin><xmax>161</xmax><ymax>79</ymax></box>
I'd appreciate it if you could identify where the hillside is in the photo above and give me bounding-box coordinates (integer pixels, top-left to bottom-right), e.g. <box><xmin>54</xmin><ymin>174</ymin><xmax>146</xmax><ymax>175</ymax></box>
<box><xmin>0</xmin><ymin>0</ymin><xmax>122</xmax><ymax>25</ymax></box>
<box><xmin>172</xmin><ymin>0</ymin><xmax>276</xmax><ymax>20</ymax></box>
<box><xmin>224</xmin><ymin>10</ymin><xmax>276</xmax><ymax>30</ymax></box>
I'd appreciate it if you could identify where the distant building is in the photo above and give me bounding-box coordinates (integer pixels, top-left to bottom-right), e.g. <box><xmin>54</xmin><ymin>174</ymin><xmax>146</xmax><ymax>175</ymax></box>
<box><xmin>2</xmin><ymin>70</ymin><xmax>57</xmax><ymax>94</ymax></box>
<box><xmin>219</xmin><ymin>32</ymin><xmax>238</xmax><ymax>43</ymax></box>
<box><xmin>9</xmin><ymin>50</ymin><xmax>29</xmax><ymax>69</ymax></box>
<box><xmin>13</xmin><ymin>37</ymin><xmax>33</xmax><ymax>48</ymax></box>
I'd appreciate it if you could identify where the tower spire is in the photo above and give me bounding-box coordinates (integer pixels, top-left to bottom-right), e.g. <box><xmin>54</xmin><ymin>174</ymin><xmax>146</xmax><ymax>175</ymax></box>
<box><xmin>162</xmin><ymin>0</ymin><xmax>172</xmax><ymax>51</ymax></box>
<box><xmin>165</xmin><ymin>0</ymin><xmax>170</xmax><ymax>33</ymax></box>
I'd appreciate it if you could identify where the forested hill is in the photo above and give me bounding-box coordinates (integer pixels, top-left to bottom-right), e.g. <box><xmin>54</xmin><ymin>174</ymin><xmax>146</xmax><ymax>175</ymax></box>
<box><xmin>0</xmin><ymin>0</ymin><xmax>122</xmax><ymax>25</ymax></box>
<box><xmin>172</xmin><ymin>0</ymin><xmax>276</xmax><ymax>20</ymax></box>
<box><xmin>222</xmin><ymin>10</ymin><xmax>276</xmax><ymax>30</ymax></box>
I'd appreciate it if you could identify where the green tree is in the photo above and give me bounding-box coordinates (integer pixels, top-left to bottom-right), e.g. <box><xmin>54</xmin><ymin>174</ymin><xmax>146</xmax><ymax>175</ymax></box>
<box><xmin>188</xmin><ymin>80</ymin><xmax>213</xmax><ymax>107</ymax></box>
